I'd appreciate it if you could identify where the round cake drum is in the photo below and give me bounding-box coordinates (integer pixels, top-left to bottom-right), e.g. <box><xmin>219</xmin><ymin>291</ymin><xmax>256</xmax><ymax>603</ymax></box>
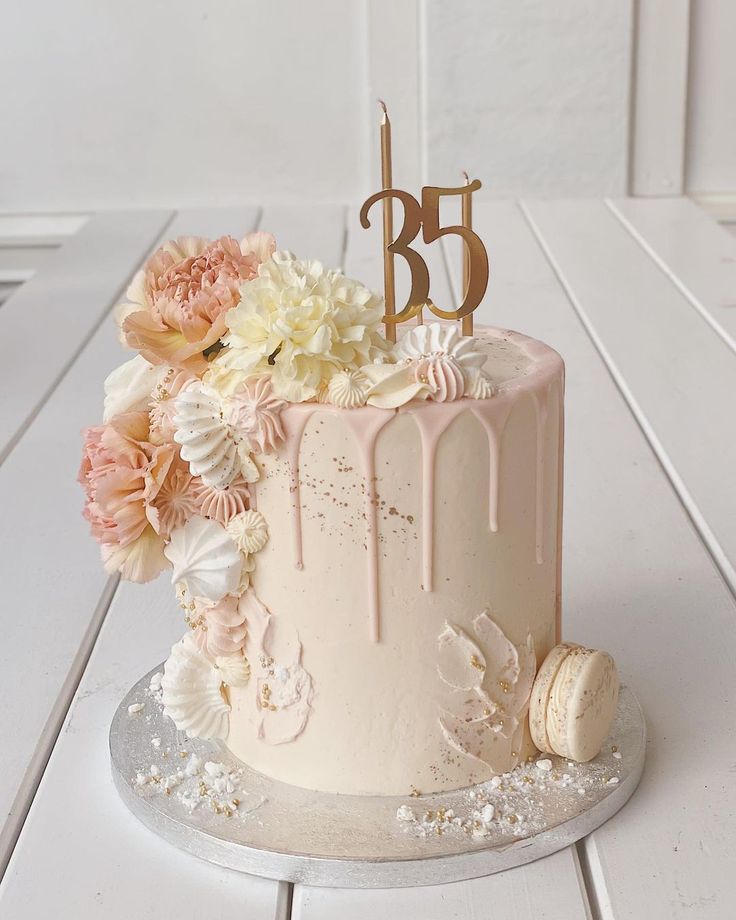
<box><xmin>110</xmin><ymin>666</ymin><xmax>645</xmax><ymax>889</ymax></box>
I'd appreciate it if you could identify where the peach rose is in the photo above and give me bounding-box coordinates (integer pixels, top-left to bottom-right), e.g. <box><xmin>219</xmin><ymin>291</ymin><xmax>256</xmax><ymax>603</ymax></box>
<box><xmin>119</xmin><ymin>232</ymin><xmax>276</xmax><ymax>374</ymax></box>
<box><xmin>79</xmin><ymin>412</ymin><xmax>173</xmax><ymax>582</ymax></box>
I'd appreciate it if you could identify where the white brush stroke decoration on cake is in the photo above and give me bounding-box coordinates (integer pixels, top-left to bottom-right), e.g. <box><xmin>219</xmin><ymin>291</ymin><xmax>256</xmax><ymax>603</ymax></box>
<box><xmin>361</xmin><ymin>361</ymin><xmax>432</xmax><ymax>409</ymax></box>
<box><xmin>173</xmin><ymin>381</ymin><xmax>259</xmax><ymax>489</ymax></box>
<box><xmin>242</xmin><ymin>589</ymin><xmax>314</xmax><ymax>745</ymax></box>
<box><xmin>437</xmin><ymin>611</ymin><xmax>535</xmax><ymax>774</ymax></box>
<box><xmin>193</xmin><ymin>593</ymin><xmax>248</xmax><ymax>657</ymax></box>
<box><xmin>215</xmin><ymin>654</ymin><xmax>251</xmax><ymax>687</ymax></box>
<box><xmin>162</xmin><ymin>633</ymin><xmax>230</xmax><ymax>740</ymax></box>
<box><xmin>165</xmin><ymin>516</ymin><xmax>242</xmax><ymax>602</ymax></box>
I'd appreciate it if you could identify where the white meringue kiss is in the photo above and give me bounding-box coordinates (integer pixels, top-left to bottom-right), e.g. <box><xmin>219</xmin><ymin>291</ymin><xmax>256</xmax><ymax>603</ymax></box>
<box><xmin>161</xmin><ymin>633</ymin><xmax>230</xmax><ymax>740</ymax></box>
<box><xmin>165</xmin><ymin>516</ymin><xmax>242</xmax><ymax>603</ymax></box>
<box><xmin>173</xmin><ymin>381</ymin><xmax>258</xmax><ymax>490</ymax></box>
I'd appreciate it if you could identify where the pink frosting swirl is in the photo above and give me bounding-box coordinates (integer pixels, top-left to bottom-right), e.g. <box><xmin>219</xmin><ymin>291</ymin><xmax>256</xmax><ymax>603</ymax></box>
<box><xmin>226</xmin><ymin>376</ymin><xmax>286</xmax><ymax>454</ymax></box>
<box><xmin>414</xmin><ymin>355</ymin><xmax>465</xmax><ymax>402</ymax></box>
<box><xmin>193</xmin><ymin>473</ymin><xmax>251</xmax><ymax>526</ymax></box>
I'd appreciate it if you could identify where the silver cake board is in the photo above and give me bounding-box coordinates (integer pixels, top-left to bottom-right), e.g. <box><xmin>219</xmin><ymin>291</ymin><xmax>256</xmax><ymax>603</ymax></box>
<box><xmin>110</xmin><ymin>666</ymin><xmax>645</xmax><ymax>889</ymax></box>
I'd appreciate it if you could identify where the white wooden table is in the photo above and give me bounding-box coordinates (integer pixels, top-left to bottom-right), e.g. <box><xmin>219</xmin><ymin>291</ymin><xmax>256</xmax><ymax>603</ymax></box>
<box><xmin>1</xmin><ymin>198</ymin><xmax>735</xmax><ymax>919</ymax></box>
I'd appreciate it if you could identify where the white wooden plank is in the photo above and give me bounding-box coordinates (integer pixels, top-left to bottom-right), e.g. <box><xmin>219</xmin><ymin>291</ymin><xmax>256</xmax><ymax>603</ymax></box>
<box><xmin>522</xmin><ymin>198</ymin><xmax>736</xmax><ymax>598</ymax></box>
<box><xmin>0</xmin><ymin>577</ymin><xmax>287</xmax><ymax>920</ymax></box>
<box><xmin>293</xmin><ymin>848</ymin><xmax>590</xmax><ymax>920</ymax></box>
<box><xmin>608</xmin><ymin>196</ymin><xmax>736</xmax><ymax>349</ymax></box>
<box><xmin>0</xmin><ymin>213</ymin><xmax>88</xmax><ymax>246</ymax></box>
<box><xmin>0</xmin><ymin>208</ymin><xmax>258</xmax><ymax>875</ymax></box>
<box><xmin>629</xmin><ymin>0</ymin><xmax>690</xmax><ymax>196</ymax></box>
<box><xmin>290</xmin><ymin>209</ymin><xmax>592</xmax><ymax>916</ymax></box>
<box><xmin>0</xmin><ymin>210</ymin><xmax>172</xmax><ymax>464</ymax></box>
<box><xmin>0</xmin><ymin>245</ymin><xmax>56</xmax><ymax>281</ymax></box>
<box><xmin>476</xmin><ymin>198</ymin><xmax>736</xmax><ymax>918</ymax></box>
<box><xmin>0</xmin><ymin>283</ymin><xmax>20</xmax><ymax>306</ymax></box>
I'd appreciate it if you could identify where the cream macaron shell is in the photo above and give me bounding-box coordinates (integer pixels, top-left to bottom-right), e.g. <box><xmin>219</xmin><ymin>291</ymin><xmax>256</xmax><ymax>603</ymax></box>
<box><xmin>529</xmin><ymin>643</ymin><xmax>580</xmax><ymax>754</ymax></box>
<box><xmin>544</xmin><ymin>645</ymin><xmax>619</xmax><ymax>762</ymax></box>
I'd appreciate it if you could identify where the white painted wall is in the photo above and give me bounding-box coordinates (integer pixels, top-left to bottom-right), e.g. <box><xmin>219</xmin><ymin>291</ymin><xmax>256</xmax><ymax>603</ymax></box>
<box><xmin>0</xmin><ymin>0</ymin><xmax>368</xmax><ymax>209</ymax></box>
<box><xmin>0</xmin><ymin>0</ymin><xmax>734</xmax><ymax>210</ymax></box>
<box><xmin>685</xmin><ymin>0</ymin><xmax>736</xmax><ymax>198</ymax></box>
<box><xmin>423</xmin><ymin>1</ymin><xmax>632</xmax><ymax>197</ymax></box>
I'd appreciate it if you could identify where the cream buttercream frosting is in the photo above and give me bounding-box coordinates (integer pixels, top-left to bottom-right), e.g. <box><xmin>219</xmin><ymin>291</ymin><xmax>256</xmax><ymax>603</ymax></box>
<box><xmin>224</xmin><ymin>325</ymin><xmax>565</xmax><ymax>794</ymax></box>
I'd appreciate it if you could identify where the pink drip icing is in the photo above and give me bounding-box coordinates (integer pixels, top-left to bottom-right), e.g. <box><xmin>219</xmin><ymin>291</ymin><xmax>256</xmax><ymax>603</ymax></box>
<box><xmin>470</xmin><ymin>395</ymin><xmax>515</xmax><ymax>532</ymax></box>
<box><xmin>273</xmin><ymin>325</ymin><xmax>565</xmax><ymax>644</ymax></box>
<box><xmin>281</xmin><ymin>404</ymin><xmax>322</xmax><ymax>570</ymax></box>
<box><xmin>401</xmin><ymin>402</ymin><xmax>469</xmax><ymax>592</ymax></box>
<box><xmin>340</xmin><ymin>408</ymin><xmax>394</xmax><ymax>642</ymax></box>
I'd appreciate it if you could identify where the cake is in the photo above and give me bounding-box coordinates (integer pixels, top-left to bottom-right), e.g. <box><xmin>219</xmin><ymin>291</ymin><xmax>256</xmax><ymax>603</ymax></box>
<box><xmin>79</xmin><ymin>229</ymin><xmax>617</xmax><ymax>799</ymax></box>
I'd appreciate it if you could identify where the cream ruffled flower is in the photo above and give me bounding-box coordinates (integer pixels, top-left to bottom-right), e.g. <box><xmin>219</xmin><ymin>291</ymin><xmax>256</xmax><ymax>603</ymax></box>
<box><xmin>210</xmin><ymin>252</ymin><xmax>387</xmax><ymax>402</ymax></box>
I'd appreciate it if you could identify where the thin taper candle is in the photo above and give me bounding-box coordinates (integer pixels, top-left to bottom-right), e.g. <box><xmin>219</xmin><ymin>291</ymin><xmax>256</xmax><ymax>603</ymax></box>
<box><xmin>379</xmin><ymin>100</ymin><xmax>396</xmax><ymax>342</ymax></box>
<box><xmin>461</xmin><ymin>171</ymin><xmax>473</xmax><ymax>336</ymax></box>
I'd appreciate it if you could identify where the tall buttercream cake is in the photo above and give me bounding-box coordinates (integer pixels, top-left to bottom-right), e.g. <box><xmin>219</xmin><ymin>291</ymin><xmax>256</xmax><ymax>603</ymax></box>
<box><xmin>225</xmin><ymin>326</ymin><xmax>563</xmax><ymax>793</ymax></box>
<box><xmin>80</xmin><ymin>197</ymin><xmax>618</xmax><ymax>802</ymax></box>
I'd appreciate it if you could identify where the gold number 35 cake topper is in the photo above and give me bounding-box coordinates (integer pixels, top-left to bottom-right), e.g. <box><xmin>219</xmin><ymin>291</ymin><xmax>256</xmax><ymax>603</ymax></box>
<box><xmin>359</xmin><ymin>182</ymin><xmax>489</xmax><ymax>325</ymax></box>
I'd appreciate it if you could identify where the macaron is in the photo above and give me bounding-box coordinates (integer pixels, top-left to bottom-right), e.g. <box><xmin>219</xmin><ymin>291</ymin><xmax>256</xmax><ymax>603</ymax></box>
<box><xmin>529</xmin><ymin>643</ymin><xmax>619</xmax><ymax>763</ymax></box>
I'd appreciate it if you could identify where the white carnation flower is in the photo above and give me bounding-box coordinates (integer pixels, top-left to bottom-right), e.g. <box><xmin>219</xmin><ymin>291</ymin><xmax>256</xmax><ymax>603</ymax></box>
<box><xmin>211</xmin><ymin>252</ymin><xmax>387</xmax><ymax>402</ymax></box>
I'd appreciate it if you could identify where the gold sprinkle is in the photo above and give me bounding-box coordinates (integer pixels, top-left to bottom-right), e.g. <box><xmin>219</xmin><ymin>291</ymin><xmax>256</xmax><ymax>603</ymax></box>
<box><xmin>507</xmin><ymin>814</ymin><xmax>518</xmax><ymax>825</ymax></box>
<box><xmin>470</xmin><ymin>655</ymin><xmax>484</xmax><ymax>671</ymax></box>
<box><xmin>409</xmin><ymin>786</ymin><xmax>421</xmax><ymax>797</ymax></box>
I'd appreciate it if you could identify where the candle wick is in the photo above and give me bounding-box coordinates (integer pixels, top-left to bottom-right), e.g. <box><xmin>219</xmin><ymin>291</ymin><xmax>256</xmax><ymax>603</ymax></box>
<box><xmin>462</xmin><ymin>170</ymin><xmax>470</xmax><ymax>184</ymax></box>
<box><xmin>378</xmin><ymin>98</ymin><xmax>388</xmax><ymax>115</ymax></box>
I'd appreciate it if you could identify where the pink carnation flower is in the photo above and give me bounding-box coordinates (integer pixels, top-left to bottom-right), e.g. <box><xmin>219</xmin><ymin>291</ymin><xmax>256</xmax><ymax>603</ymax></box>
<box><xmin>119</xmin><ymin>232</ymin><xmax>276</xmax><ymax>374</ymax></box>
<box><xmin>79</xmin><ymin>412</ymin><xmax>173</xmax><ymax>582</ymax></box>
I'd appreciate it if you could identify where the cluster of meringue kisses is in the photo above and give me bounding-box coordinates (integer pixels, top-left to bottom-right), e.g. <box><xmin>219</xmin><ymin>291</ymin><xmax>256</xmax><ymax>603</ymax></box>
<box><xmin>78</xmin><ymin>231</ymin><xmax>497</xmax><ymax>742</ymax></box>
